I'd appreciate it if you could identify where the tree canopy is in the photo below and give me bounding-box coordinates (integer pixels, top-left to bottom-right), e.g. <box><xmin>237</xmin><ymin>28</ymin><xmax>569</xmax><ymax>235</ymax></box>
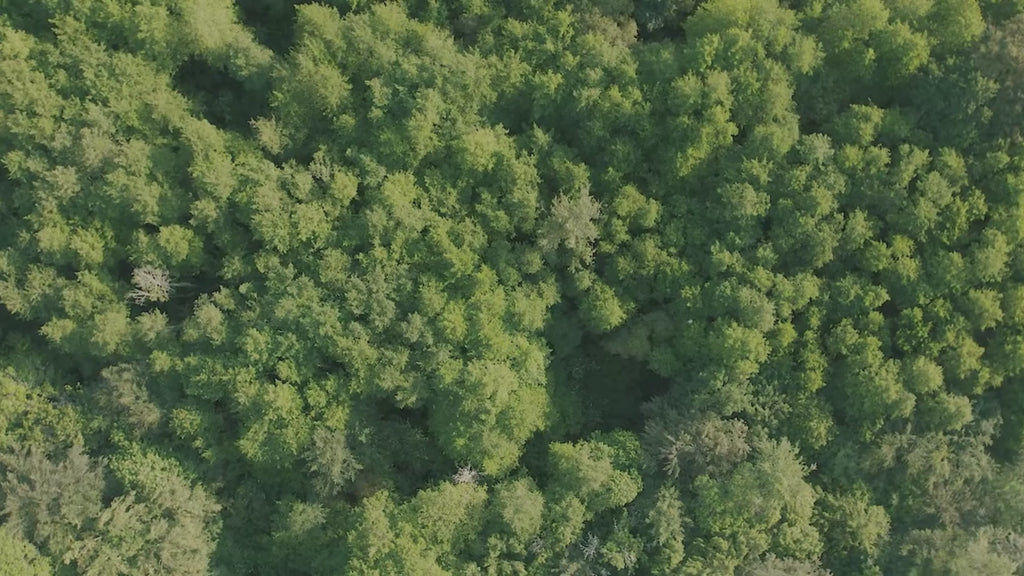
<box><xmin>3</xmin><ymin>0</ymin><xmax>1024</xmax><ymax>573</ymax></box>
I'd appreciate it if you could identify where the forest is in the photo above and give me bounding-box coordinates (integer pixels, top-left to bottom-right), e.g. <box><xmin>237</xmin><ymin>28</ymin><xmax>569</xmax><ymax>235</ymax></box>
<box><xmin>3</xmin><ymin>0</ymin><xmax>1024</xmax><ymax>573</ymax></box>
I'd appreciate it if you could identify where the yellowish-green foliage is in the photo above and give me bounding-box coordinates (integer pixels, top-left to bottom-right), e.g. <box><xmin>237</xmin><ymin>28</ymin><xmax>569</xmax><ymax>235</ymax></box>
<box><xmin>2</xmin><ymin>0</ymin><xmax>1024</xmax><ymax>574</ymax></box>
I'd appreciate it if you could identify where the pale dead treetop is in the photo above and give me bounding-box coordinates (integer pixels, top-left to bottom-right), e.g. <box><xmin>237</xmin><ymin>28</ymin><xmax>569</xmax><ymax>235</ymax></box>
<box><xmin>128</xmin><ymin>266</ymin><xmax>172</xmax><ymax>305</ymax></box>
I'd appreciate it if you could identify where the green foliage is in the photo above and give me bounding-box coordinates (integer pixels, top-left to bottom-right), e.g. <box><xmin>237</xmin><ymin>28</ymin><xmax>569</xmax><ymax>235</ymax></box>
<box><xmin>94</xmin><ymin>365</ymin><xmax>161</xmax><ymax>437</ymax></box>
<box><xmin>640</xmin><ymin>486</ymin><xmax>687</xmax><ymax>574</ymax></box>
<box><xmin>740</xmin><ymin>554</ymin><xmax>831</xmax><ymax>576</ymax></box>
<box><xmin>344</xmin><ymin>491</ymin><xmax>448</xmax><ymax>575</ymax></box>
<box><xmin>1</xmin><ymin>0</ymin><xmax>1022</xmax><ymax>572</ymax></box>
<box><xmin>646</xmin><ymin>410</ymin><xmax>751</xmax><ymax>481</ymax></box>
<box><xmin>0</xmin><ymin>446</ymin><xmax>104</xmax><ymax>558</ymax></box>
<box><xmin>816</xmin><ymin>487</ymin><xmax>890</xmax><ymax>575</ymax></box>
<box><xmin>539</xmin><ymin>187</ymin><xmax>602</xmax><ymax>268</ymax></box>
<box><xmin>84</xmin><ymin>445</ymin><xmax>221</xmax><ymax>575</ymax></box>
<box><xmin>491</xmin><ymin>478</ymin><xmax>545</xmax><ymax>544</ymax></box>
<box><xmin>0</xmin><ymin>369</ymin><xmax>81</xmax><ymax>451</ymax></box>
<box><xmin>432</xmin><ymin>359</ymin><xmax>549</xmax><ymax>475</ymax></box>
<box><xmin>307</xmin><ymin>426</ymin><xmax>362</xmax><ymax>498</ymax></box>
<box><xmin>547</xmin><ymin>431</ymin><xmax>643</xmax><ymax>516</ymax></box>
<box><xmin>688</xmin><ymin>439</ymin><xmax>822</xmax><ymax>570</ymax></box>
<box><xmin>898</xmin><ymin>526</ymin><xmax>1024</xmax><ymax>575</ymax></box>
<box><xmin>0</xmin><ymin>526</ymin><xmax>50</xmax><ymax>576</ymax></box>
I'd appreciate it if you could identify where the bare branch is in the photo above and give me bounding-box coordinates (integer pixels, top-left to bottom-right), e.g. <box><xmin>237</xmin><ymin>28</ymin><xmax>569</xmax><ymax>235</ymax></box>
<box><xmin>128</xmin><ymin>266</ymin><xmax>171</xmax><ymax>305</ymax></box>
